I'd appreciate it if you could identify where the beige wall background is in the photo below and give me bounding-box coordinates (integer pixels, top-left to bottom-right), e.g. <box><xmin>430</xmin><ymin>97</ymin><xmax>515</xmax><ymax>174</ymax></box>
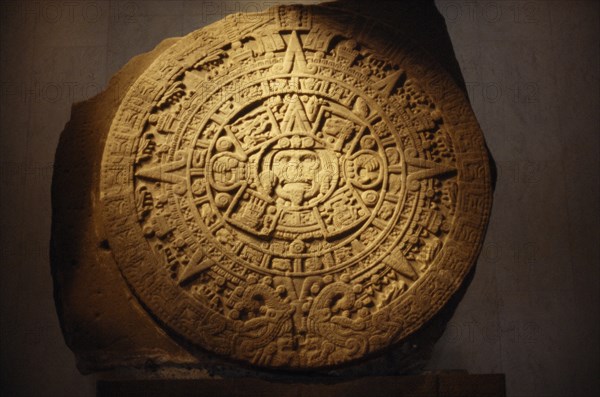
<box><xmin>1</xmin><ymin>1</ymin><xmax>598</xmax><ymax>396</ymax></box>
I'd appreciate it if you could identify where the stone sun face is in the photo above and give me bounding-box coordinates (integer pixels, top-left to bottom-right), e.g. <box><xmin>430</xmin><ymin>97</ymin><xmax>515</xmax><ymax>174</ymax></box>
<box><xmin>100</xmin><ymin>5</ymin><xmax>492</xmax><ymax>368</ymax></box>
<box><xmin>271</xmin><ymin>148</ymin><xmax>321</xmax><ymax>206</ymax></box>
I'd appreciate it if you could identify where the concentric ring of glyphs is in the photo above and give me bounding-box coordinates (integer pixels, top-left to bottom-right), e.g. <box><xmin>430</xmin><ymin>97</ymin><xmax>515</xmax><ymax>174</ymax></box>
<box><xmin>100</xmin><ymin>5</ymin><xmax>492</xmax><ymax>368</ymax></box>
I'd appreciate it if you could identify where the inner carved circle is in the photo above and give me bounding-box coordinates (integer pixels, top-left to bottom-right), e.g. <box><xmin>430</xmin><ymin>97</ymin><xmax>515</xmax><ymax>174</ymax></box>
<box><xmin>198</xmin><ymin>91</ymin><xmax>399</xmax><ymax>266</ymax></box>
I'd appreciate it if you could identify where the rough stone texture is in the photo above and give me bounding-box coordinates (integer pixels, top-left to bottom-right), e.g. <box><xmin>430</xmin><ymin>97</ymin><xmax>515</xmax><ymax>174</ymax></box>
<box><xmin>51</xmin><ymin>36</ymin><xmax>201</xmax><ymax>372</ymax></box>
<box><xmin>50</xmin><ymin>2</ymin><xmax>492</xmax><ymax>375</ymax></box>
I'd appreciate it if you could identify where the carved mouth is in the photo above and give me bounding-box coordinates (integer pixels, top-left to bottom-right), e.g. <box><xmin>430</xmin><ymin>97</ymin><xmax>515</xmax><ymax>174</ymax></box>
<box><xmin>281</xmin><ymin>181</ymin><xmax>311</xmax><ymax>189</ymax></box>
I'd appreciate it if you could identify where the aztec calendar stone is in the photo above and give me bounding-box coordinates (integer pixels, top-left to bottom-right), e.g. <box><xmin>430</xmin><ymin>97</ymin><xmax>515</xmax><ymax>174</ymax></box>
<box><xmin>97</xmin><ymin>4</ymin><xmax>493</xmax><ymax>369</ymax></box>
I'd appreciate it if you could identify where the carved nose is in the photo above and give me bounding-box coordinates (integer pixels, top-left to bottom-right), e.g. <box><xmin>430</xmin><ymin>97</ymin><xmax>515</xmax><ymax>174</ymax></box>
<box><xmin>283</xmin><ymin>162</ymin><xmax>303</xmax><ymax>180</ymax></box>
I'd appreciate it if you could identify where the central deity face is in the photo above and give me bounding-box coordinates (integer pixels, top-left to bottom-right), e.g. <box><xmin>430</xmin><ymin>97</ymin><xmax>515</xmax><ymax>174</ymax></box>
<box><xmin>271</xmin><ymin>149</ymin><xmax>321</xmax><ymax>206</ymax></box>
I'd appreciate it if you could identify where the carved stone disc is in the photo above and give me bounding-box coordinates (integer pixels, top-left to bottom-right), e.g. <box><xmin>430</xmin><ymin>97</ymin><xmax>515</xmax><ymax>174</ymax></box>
<box><xmin>101</xmin><ymin>5</ymin><xmax>492</xmax><ymax>368</ymax></box>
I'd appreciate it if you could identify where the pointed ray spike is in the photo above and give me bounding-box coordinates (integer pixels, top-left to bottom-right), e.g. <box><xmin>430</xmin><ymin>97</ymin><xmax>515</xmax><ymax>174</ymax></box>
<box><xmin>135</xmin><ymin>152</ymin><xmax>187</xmax><ymax>193</ymax></box>
<box><xmin>383</xmin><ymin>248</ymin><xmax>418</xmax><ymax>280</ymax></box>
<box><xmin>406</xmin><ymin>153</ymin><xmax>456</xmax><ymax>182</ymax></box>
<box><xmin>408</xmin><ymin>165</ymin><xmax>456</xmax><ymax>182</ymax></box>
<box><xmin>372</xmin><ymin>69</ymin><xmax>405</xmax><ymax>97</ymax></box>
<box><xmin>178</xmin><ymin>248</ymin><xmax>216</xmax><ymax>285</ymax></box>
<box><xmin>275</xmin><ymin>30</ymin><xmax>316</xmax><ymax>74</ymax></box>
<box><xmin>405</xmin><ymin>156</ymin><xmax>444</xmax><ymax>169</ymax></box>
<box><xmin>281</xmin><ymin>95</ymin><xmax>312</xmax><ymax>134</ymax></box>
<box><xmin>405</xmin><ymin>156</ymin><xmax>456</xmax><ymax>182</ymax></box>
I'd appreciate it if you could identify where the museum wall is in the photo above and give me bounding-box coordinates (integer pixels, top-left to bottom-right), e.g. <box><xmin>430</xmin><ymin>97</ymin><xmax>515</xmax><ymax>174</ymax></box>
<box><xmin>0</xmin><ymin>1</ymin><xmax>598</xmax><ymax>396</ymax></box>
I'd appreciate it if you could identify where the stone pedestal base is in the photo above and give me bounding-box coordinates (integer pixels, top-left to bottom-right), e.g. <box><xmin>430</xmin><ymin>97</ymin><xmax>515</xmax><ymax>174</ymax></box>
<box><xmin>97</xmin><ymin>373</ymin><xmax>505</xmax><ymax>397</ymax></box>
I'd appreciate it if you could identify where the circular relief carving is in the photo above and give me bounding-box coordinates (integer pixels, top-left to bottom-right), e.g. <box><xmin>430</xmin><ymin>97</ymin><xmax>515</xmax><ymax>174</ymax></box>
<box><xmin>101</xmin><ymin>5</ymin><xmax>492</xmax><ymax>368</ymax></box>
